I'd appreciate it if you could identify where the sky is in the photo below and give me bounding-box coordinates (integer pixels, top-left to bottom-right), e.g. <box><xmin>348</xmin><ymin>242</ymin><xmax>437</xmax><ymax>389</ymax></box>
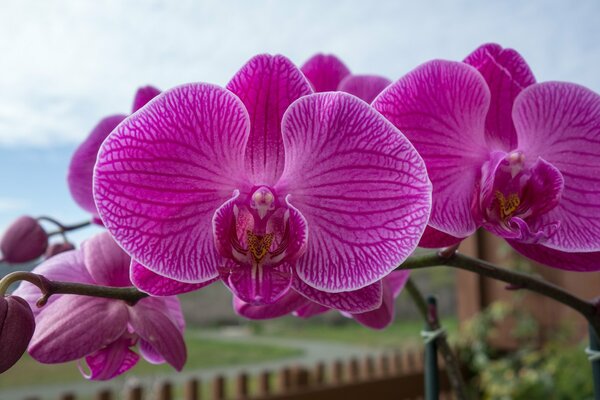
<box><xmin>0</xmin><ymin>0</ymin><xmax>599</xmax><ymax>241</ymax></box>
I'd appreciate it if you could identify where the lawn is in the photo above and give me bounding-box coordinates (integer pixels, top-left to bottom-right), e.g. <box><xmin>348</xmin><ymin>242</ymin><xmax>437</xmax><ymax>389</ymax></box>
<box><xmin>0</xmin><ymin>334</ymin><xmax>302</xmax><ymax>390</ymax></box>
<box><xmin>246</xmin><ymin>316</ymin><xmax>459</xmax><ymax>348</ymax></box>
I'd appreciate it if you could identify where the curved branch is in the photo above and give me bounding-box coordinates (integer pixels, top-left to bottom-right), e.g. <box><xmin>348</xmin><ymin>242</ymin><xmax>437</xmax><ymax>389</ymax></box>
<box><xmin>398</xmin><ymin>249</ymin><xmax>600</xmax><ymax>337</ymax></box>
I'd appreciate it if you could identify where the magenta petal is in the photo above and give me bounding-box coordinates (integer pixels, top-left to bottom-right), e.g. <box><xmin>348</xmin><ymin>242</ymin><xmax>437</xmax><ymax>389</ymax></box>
<box><xmin>508</xmin><ymin>240</ymin><xmax>600</xmax><ymax>271</ymax></box>
<box><xmin>94</xmin><ymin>83</ymin><xmax>251</xmax><ymax>283</ymax></box>
<box><xmin>280</xmin><ymin>92</ymin><xmax>431</xmax><ymax>291</ymax></box>
<box><xmin>68</xmin><ymin>115</ymin><xmax>126</xmax><ymax>215</ymax></box>
<box><xmin>338</xmin><ymin>74</ymin><xmax>391</xmax><ymax>104</ymax></box>
<box><xmin>419</xmin><ymin>226</ymin><xmax>464</xmax><ymax>248</ymax></box>
<box><xmin>139</xmin><ymin>339</ymin><xmax>165</xmax><ymax>364</ymax></box>
<box><xmin>80</xmin><ymin>336</ymin><xmax>139</xmax><ymax>380</ymax></box>
<box><xmin>220</xmin><ymin>262</ymin><xmax>293</xmax><ymax>305</ymax></box>
<box><xmin>131</xmin><ymin>86</ymin><xmax>161</xmax><ymax>112</ymax></box>
<box><xmin>301</xmin><ymin>54</ymin><xmax>351</xmax><ymax>92</ymax></box>
<box><xmin>373</xmin><ymin>60</ymin><xmax>490</xmax><ymax>238</ymax></box>
<box><xmin>227</xmin><ymin>54</ymin><xmax>312</xmax><ymax>186</ymax></box>
<box><xmin>128</xmin><ymin>298</ymin><xmax>186</xmax><ymax>371</ymax></box>
<box><xmin>352</xmin><ymin>271</ymin><xmax>409</xmax><ymax>330</ymax></box>
<box><xmin>514</xmin><ymin>82</ymin><xmax>600</xmax><ymax>251</ymax></box>
<box><xmin>13</xmin><ymin>250</ymin><xmax>93</xmax><ymax>317</ymax></box>
<box><xmin>233</xmin><ymin>290</ymin><xmax>308</xmax><ymax>320</ymax></box>
<box><xmin>464</xmin><ymin>43</ymin><xmax>535</xmax><ymax>150</ymax></box>
<box><xmin>293</xmin><ymin>276</ymin><xmax>383</xmax><ymax>313</ymax></box>
<box><xmin>29</xmin><ymin>296</ymin><xmax>128</xmax><ymax>363</ymax></box>
<box><xmin>130</xmin><ymin>260</ymin><xmax>216</xmax><ymax>296</ymax></box>
<box><xmin>294</xmin><ymin>302</ymin><xmax>329</xmax><ymax>318</ymax></box>
<box><xmin>82</xmin><ymin>232</ymin><xmax>131</xmax><ymax>287</ymax></box>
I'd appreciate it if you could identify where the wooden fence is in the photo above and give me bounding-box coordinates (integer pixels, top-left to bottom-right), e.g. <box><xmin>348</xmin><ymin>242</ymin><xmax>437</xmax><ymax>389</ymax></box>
<box><xmin>24</xmin><ymin>348</ymin><xmax>460</xmax><ymax>400</ymax></box>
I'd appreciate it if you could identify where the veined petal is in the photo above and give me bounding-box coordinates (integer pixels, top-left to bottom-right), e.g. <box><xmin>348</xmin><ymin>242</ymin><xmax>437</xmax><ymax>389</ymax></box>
<box><xmin>130</xmin><ymin>260</ymin><xmax>216</xmax><ymax>296</ymax></box>
<box><xmin>464</xmin><ymin>43</ymin><xmax>535</xmax><ymax>150</ymax></box>
<box><xmin>80</xmin><ymin>336</ymin><xmax>139</xmax><ymax>380</ymax></box>
<box><xmin>294</xmin><ymin>302</ymin><xmax>329</xmax><ymax>318</ymax></box>
<box><xmin>13</xmin><ymin>250</ymin><xmax>93</xmax><ymax>317</ymax></box>
<box><xmin>301</xmin><ymin>54</ymin><xmax>351</xmax><ymax>92</ymax></box>
<box><xmin>94</xmin><ymin>83</ymin><xmax>250</xmax><ymax>283</ymax></box>
<box><xmin>418</xmin><ymin>226</ymin><xmax>464</xmax><ymax>248</ymax></box>
<box><xmin>233</xmin><ymin>290</ymin><xmax>308</xmax><ymax>320</ymax></box>
<box><xmin>338</xmin><ymin>74</ymin><xmax>391</xmax><ymax>104</ymax></box>
<box><xmin>508</xmin><ymin>241</ymin><xmax>600</xmax><ymax>271</ymax></box>
<box><xmin>68</xmin><ymin>115</ymin><xmax>126</xmax><ymax>215</ymax></box>
<box><xmin>82</xmin><ymin>232</ymin><xmax>131</xmax><ymax>287</ymax></box>
<box><xmin>220</xmin><ymin>262</ymin><xmax>293</xmax><ymax>305</ymax></box>
<box><xmin>227</xmin><ymin>54</ymin><xmax>312</xmax><ymax>186</ymax></box>
<box><xmin>29</xmin><ymin>296</ymin><xmax>128</xmax><ymax>363</ymax></box>
<box><xmin>293</xmin><ymin>276</ymin><xmax>383</xmax><ymax>313</ymax></box>
<box><xmin>513</xmin><ymin>82</ymin><xmax>600</xmax><ymax>251</ymax></box>
<box><xmin>131</xmin><ymin>86</ymin><xmax>161</xmax><ymax>113</ymax></box>
<box><xmin>352</xmin><ymin>271</ymin><xmax>410</xmax><ymax>330</ymax></box>
<box><xmin>373</xmin><ymin>60</ymin><xmax>490</xmax><ymax>238</ymax></box>
<box><xmin>279</xmin><ymin>92</ymin><xmax>431</xmax><ymax>292</ymax></box>
<box><xmin>128</xmin><ymin>298</ymin><xmax>186</xmax><ymax>371</ymax></box>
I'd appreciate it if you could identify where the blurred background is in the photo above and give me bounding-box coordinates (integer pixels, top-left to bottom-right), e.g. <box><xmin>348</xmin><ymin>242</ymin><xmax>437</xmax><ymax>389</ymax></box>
<box><xmin>1</xmin><ymin>1</ymin><xmax>599</xmax><ymax>399</ymax></box>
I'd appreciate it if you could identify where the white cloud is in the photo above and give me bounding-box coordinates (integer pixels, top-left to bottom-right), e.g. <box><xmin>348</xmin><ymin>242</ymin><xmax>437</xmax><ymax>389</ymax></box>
<box><xmin>0</xmin><ymin>0</ymin><xmax>598</xmax><ymax>147</ymax></box>
<box><xmin>0</xmin><ymin>197</ymin><xmax>29</xmax><ymax>213</ymax></box>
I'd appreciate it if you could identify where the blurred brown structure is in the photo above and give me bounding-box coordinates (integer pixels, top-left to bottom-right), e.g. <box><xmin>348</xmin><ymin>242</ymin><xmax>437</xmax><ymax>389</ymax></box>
<box><xmin>456</xmin><ymin>230</ymin><xmax>600</xmax><ymax>347</ymax></box>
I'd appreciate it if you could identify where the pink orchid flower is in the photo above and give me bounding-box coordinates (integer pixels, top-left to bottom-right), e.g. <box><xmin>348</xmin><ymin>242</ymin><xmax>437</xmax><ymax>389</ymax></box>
<box><xmin>301</xmin><ymin>53</ymin><xmax>392</xmax><ymax>103</ymax></box>
<box><xmin>68</xmin><ymin>86</ymin><xmax>161</xmax><ymax>219</ymax></box>
<box><xmin>13</xmin><ymin>232</ymin><xmax>186</xmax><ymax>380</ymax></box>
<box><xmin>234</xmin><ymin>270</ymin><xmax>410</xmax><ymax>330</ymax></box>
<box><xmin>373</xmin><ymin>43</ymin><xmax>600</xmax><ymax>271</ymax></box>
<box><xmin>93</xmin><ymin>54</ymin><xmax>432</xmax><ymax>309</ymax></box>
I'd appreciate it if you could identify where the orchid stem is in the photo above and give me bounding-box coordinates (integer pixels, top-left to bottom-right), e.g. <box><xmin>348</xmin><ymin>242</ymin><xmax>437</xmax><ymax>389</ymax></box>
<box><xmin>37</xmin><ymin>216</ymin><xmax>92</xmax><ymax>237</ymax></box>
<box><xmin>404</xmin><ymin>278</ymin><xmax>469</xmax><ymax>400</ymax></box>
<box><xmin>398</xmin><ymin>249</ymin><xmax>600</xmax><ymax>339</ymax></box>
<box><xmin>0</xmin><ymin>271</ymin><xmax>147</xmax><ymax>306</ymax></box>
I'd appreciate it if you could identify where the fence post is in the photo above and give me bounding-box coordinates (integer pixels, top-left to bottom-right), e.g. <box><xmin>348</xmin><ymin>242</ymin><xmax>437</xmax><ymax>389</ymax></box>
<box><xmin>360</xmin><ymin>356</ymin><xmax>375</xmax><ymax>380</ymax></box>
<box><xmin>331</xmin><ymin>359</ymin><xmax>344</xmax><ymax>385</ymax></box>
<box><xmin>213</xmin><ymin>375</ymin><xmax>226</xmax><ymax>400</ymax></box>
<box><xmin>348</xmin><ymin>358</ymin><xmax>360</xmax><ymax>382</ymax></box>
<box><xmin>184</xmin><ymin>378</ymin><xmax>200</xmax><ymax>400</ymax></box>
<box><xmin>314</xmin><ymin>362</ymin><xmax>326</xmax><ymax>386</ymax></box>
<box><xmin>156</xmin><ymin>380</ymin><xmax>172</xmax><ymax>400</ymax></box>
<box><xmin>60</xmin><ymin>393</ymin><xmax>76</xmax><ymax>400</ymax></box>
<box><xmin>257</xmin><ymin>370</ymin><xmax>272</xmax><ymax>396</ymax></box>
<box><xmin>236</xmin><ymin>372</ymin><xmax>250</xmax><ymax>399</ymax></box>
<box><xmin>278</xmin><ymin>367</ymin><xmax>293</xmax><ymax>393</ymax></box>
<box><xmin>125</xmin><ymin>385</ymin><xmax>143</xmax><ymax>400</ymax></box>
<box><xmin>95</xmin><ymin>389</ymin><xmax>113</xmax><ymax>400</ymax></box>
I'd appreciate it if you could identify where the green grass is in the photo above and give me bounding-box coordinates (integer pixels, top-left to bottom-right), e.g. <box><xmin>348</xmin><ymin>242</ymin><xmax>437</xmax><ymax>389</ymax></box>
<box><xmin>247</xmin><ymin>316</ymin><xmax>458</xmax><ymax>348</ymax></box>
<box><xmin>0</xmin><ymin>334</ymin><xmax>302</xmax><ymax>389</ymax></box>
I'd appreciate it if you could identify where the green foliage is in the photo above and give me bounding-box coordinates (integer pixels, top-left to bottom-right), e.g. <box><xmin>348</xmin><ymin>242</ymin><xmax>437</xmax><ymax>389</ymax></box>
<box><xmin>458</xmin><ymin>301</ymin><xmax>593</xmax><ymax>400</ymax></box>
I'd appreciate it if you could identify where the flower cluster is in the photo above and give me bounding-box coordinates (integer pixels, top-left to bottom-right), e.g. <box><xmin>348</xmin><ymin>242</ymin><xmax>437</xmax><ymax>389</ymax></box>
<box><xmin>1</xmin><ymin>43</ymin><xmax>599</xmax><ymax>380</ymax></box>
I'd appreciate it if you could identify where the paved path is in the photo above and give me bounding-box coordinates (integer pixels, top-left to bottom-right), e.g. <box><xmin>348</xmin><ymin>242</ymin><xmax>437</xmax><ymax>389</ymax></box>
<box><xmin>1</xmin><ymin>331</ymin><xmax>385</xmax><ymax>400</ymax></box>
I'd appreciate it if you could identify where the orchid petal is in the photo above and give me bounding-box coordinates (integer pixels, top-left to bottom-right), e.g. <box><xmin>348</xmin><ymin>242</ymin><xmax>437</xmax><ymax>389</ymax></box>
<box><xmin>280</xmin><ymin>92</ymin><xmax>431</xmax><ymax>291</ymax></box>
<box><xmin>220</xmin><ymin>262</ymin><xmax>293</xmax><ymax>305</ymax></box>
<box><xmin>338</xmin><ymin>74</ymin><xmax>391</xmax><ymax>104</ymax></box>
<box><xmin>233</xmin><ymin>290</ymin><xmax>308</xmax><ymax>320</ymax></box>
<box><xmin>68</xmin><ymin>115</ymin><xmax>126</xmax><ymax>215</ymax></box>
<box><xmin>29</xmin><ymin>296</ymin><xmax>128</xmax><ymax>363</ymax></box>
<box><xmin>128</xmin><ymin>298</ymin><xmax>187</xmax><ymax>371</ymax></box>
<box><xmin>301</xmin><ymin>54</ymin><xmax>351</xmax><ymax>92</ymax></box>
<box><xmin>131</xmin><ymin>86</ymin><xmax>161</xmax><ymax>112</ymax></box>
<box><xmin>464</xmin><ymin>43</ymin><xmax>535</xmax><ymax>150</ymax></box>
<box><xmin>294</xmin><ymin>302</ymin><xmax>329</xmax><ymax>318</ymax></box>
<box><xmin>508</xmin><ymin>241</ymin><xmax>600</xmax><ymax>271</ymax></box>
<box><xmin>13</xmin><ymin>250</ymin><xmax>93</xmax><ymax>317</ymax></box>
<box><xmin>373</xmin><ymin>60</ymin><xmax>490</xmax><ymax>238</ymax></box>
<box><xmin>513</xmin><ymin>82</ymin><xmax>600</xmax><ymax>251</ymax></box>
<box><xmin>80</xmin><ymin>336</ymin><xmax>139</xmax><ymax>380</ymax></box>
<box><xmin>130</xmin><ymin>260</ymin><xmax>216</xmax><ymax>296</ymax></box>
<box><xmin>82</xmin><ymin>232</ymin><xmax>131</xmax><ymax>287</ymax></box>
<box><xmin>293</xmin><ymin>276</ymin><xmax>383</xmax><ymax>313</ymax></box>
<box><xmin>352</xmin><ymin>271</ymin><xmax>410</xmax><ymax>330</ymax></box>
<box><xmin>227</xmin><ymin>54</ymin><xmax>312</xmax><ymax>186</ymax></box>
<box><xmin>94</xmin><ymin>83</ymin><xmax>250</xmax><ymax>283</ymax></box>
<box><xmin>419</xmin><ymin>226</ymin><xmax>464</xmax><ymax>249</ymax></box>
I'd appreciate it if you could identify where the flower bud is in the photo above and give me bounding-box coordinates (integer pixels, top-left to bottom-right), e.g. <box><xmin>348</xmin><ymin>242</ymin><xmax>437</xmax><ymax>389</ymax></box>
<box><xmin>0</xmin><ymin>296</ymin><xmax>35</xmax><ymax>373</ymax></box>
<box><xmin>0</xmin><ymin>216</ymin><xmax>48</xmax><ymax>263</ymax></box>
<box><xmin>44</xmin><ymin>242</ymin><xmax>76</xmax><ymax>259</ymax></box>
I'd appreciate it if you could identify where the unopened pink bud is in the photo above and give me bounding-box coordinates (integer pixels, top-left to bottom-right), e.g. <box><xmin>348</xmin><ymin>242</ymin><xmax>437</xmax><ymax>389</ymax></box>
<box><xmin>0</xmin><ymin>216</ymin><xmax>48</xmax><ymax>263</ymax></box>
<box><xmin>0</xmin><ymin>295</ymin><xmax>35</xmax><ymax>373</ymax></box>
<box><xmin>44</xmin><ymin>242</ymin><xmax>76</xmax><ymax>259</ymax></box>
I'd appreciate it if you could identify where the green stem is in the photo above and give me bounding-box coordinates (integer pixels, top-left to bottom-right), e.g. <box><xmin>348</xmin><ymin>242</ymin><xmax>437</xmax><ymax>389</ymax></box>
<box><xmin>0</xmin><ymin>271</ymin><xmax>147</xmax><ymax>306</ymax></box>
<box><xmin>405</xmin><ymin>278</ymin><xmax>469</xmax><ymax>400</ymax></box>
<box><xmin>398</xmin><ymin>249</ymin><xmax>600</xmax><ymax>338</ymax></box>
